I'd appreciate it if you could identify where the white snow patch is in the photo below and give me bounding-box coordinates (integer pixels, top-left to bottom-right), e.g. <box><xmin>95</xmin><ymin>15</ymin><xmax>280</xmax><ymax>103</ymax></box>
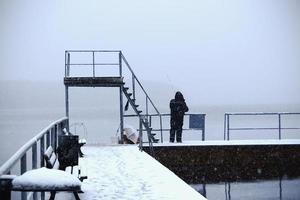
<box><xmin>12</xmin><ymin>167</ymin><xmax>81</xmax><ymax>190</ymax></box>
<box><xmin>53</xmin><ymin>145</ymin><xmax>206</xmax><ymax>200</ymax></box>
<box><xmin>79</xmin><ymin>138</ymin><xmax>87</xmax><ymax>144</ymax></box>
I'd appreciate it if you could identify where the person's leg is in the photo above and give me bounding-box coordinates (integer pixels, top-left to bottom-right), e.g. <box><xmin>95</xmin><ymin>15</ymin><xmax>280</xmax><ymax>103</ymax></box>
<box><xmin>176</xmin><ymin>127</ymin><xmax>183</xmax><ymax>143</ymax></box>
<box><xmin>170</xmin><ymin>128</ymin><xmax>175</xmax><ymax>143</ymax></box>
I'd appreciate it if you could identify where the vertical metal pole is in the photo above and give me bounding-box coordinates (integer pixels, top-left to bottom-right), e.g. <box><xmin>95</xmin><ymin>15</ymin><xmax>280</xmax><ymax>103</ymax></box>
<box><xmin>65</xmin><ymin>51</ymin><xmax>67</xmax><ymax>77</ymax></box>
<box><xmin>202</xmin><ymin>183</ymin><xmax>207</xmax><ymax>198</ymax></box>
<box><xmin>32</xmin><ymin>142</ymin><xmax>37</xmax><ymax>169</ymax></box>
<box><xmin>159</xmin><ymin>115</ymin><xmax>163</xmax><ymax>143</ymax></box>
<box><xmin>57</xmin><ymin>123</ymin><xmax>61</xmax><ymax>137</ymax></box>
<box><xmin>92</xmin><ymin>51</ymin><xmax>95</xmax><ymax>77</ymax></box>
<box><xmin>224</xmin><ymin>114</ymin><xmax>227</xmax><ymax>140</ymax></box>
<box><xmin>227</xmin><ymin>114</ymin><xmax>230</xmax><ymax>141</ymax></box>
<box><xmin>225</xmin><ymin>182</ymin><xmax>228</xmax><ymax>200</ymax></box>
<box><xmin>146</xmin><ymin>96</ymin><xmax>149</xmax><ymax>123</ymax></box>
<box><xmin>278</xmin><ymin>114</ymin><xmax>282</xmax><ymax>140</ymax></box>
<box><xmin>51</xmin><ymin>127</ymin><xmax>55</xmax><ymax>149</ymax></box>
<box><xmin>119</xmin><ymin>52</ymin><xmax>124</xmax><ymax>143</ymax></box>
<box><xmin>41</xmin><ymin>191</ymin><xmax>45</xmax><ymax>200</ymax></box>
<box><xmin>54</xmin><ymin>125</ymin><xmax>58</xmax><ymax>151</ymax></box>
<box><xmin>228</xmin><ymin>182</ymin><xmax>231</xmax><ymax>200</ymax></box>
<box><xmin>21</xmin><ymin>153</ymin><xmax>27</xmax><ymax>200</ymax></box>
<box><xmin>279</xmin><ymin>176</ymin><xmax>282</xmax><ymax>200</ymax></box>
<box><xmin>67</xmin><ymin>53</ymin><xmax>70</xmax><ymax>77</ymax></box>
<box><xmin>65</xmin><ymin>86</ymin><xmax>69</xmax><ymax>131</ymax></box>
<box><xmin>40</xmin><ymin>136</ymin><xmax>45</xmax><ymax>167</ymax></box>
<box><xmin>21</xmin><ymin>154</ymin><xmax>27</xmax><ymax>174</ymax></box>
<box><xmin>46</xmin><ymin>131</ymin><xmax>50</xmax><ymax>148</ymax></box>
<box><xmin>132</xmin><ymin>74</ymin><xmax>135</xmax><ymax>100</ymax></box>
<box><xmin>32</xmin><ymin>142</ymin><xmax>37</xmax><ymax>200</ymax></box>
<box><xmin>139</xmin><ymin>119</ymin><xmax>143</xmax><ymax>150</ymax></box>
<box><xmin>202</xmin><ymin>115</ymin><xmax>205</xmax><ymax>141</ymax></box>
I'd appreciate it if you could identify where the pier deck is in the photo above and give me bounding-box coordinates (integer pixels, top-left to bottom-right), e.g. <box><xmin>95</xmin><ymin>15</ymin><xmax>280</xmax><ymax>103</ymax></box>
<box><xmin>50</xmin><ymin>145</ymin><xmax>205</xmax><ymax>200</ymax></box>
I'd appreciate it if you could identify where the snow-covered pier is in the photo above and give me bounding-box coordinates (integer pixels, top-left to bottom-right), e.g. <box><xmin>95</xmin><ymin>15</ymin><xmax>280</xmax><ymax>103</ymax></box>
<box><xmin>50</xmin><ymin>145</ymin><xmax>205</xmax><ymax>200</ymax></box>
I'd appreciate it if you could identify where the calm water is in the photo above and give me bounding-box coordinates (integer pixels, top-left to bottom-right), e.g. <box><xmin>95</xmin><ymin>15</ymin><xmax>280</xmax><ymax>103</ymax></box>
<box><xmin>191</xmin><ymin>178</ymin><xmax>300</xmax><ymax>200</ymax></box>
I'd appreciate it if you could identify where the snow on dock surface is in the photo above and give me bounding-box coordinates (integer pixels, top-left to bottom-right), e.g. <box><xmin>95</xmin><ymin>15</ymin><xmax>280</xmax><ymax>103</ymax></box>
<box><xmin>53</xmin><ymin>145</ymin><xmax>206</xmax><ymax>200</ymax></box>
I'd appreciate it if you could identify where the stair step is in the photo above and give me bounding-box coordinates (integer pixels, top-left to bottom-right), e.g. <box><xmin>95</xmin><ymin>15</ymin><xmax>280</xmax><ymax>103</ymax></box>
<box><xmin>137</xmin><ymin>110</ymin><xmax>142</xmax><ymax>114</ymax></box>
<box><xmin>128</xmin><ymin>93</ymin><xmax>133</xmax><ymax>97</ymax></box>
<box><xmin>123</xmin><ymin>87</ymin><xmax>129</xmax><ymax>91</ymax></box>
<box><xmin>152</xmin><ymin>138</ymin><xmax>159</xmax><ymax>143</ymax></box>
<box><xmin>134</xmin><ymin>104</ymin><xmax>139</xmax><ymax>108</ymax></box>
<box><xmin>151</xmin><ymin>133</ymin><xmax>156</xmax><ymax>136</ymax></box>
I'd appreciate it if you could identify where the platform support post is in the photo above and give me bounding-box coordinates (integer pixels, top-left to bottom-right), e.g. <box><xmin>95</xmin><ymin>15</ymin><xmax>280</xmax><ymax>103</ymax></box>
<box><xmin>65</xmin><ymin>85</ymin><xmax>69</xmax><ymax>131</ymax></box>
<box><xmin>119</xmin><ymin>52</ymin><xmax>124</xmax><ymax>143</ymax></box>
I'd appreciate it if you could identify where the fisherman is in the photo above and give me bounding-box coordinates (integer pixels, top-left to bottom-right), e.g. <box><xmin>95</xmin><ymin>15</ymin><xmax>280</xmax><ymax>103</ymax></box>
<box><xmin>169</xmin><ymin>91</ymin><xmax>189</xmax><ymax>143</ymax></box>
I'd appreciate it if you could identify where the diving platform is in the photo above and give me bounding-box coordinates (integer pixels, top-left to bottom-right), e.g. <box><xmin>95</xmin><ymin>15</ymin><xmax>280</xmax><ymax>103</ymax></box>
<box><xmin>64</xmin><ymin>77</ymin><xmax>124</xmax><ymax>87</ymax></box>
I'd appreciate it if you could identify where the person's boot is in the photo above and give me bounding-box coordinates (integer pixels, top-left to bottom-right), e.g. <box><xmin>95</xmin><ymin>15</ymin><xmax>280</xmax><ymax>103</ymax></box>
<box><xmin>176</xmin><ymin>129</ymin><xmax>182</xmax><ymax>143</ymax></box>
<box><xmin>170</xmin><ymin>129</ymin><xmax>175</xmax><ymax>143</ymax></box>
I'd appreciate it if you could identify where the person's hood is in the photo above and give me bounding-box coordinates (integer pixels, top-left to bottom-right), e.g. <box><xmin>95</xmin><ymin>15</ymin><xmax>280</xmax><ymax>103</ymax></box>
<box><xmin>175</xmin><ymin>91</ymin><xmax>184</xmax><ymax>101</ymax></box>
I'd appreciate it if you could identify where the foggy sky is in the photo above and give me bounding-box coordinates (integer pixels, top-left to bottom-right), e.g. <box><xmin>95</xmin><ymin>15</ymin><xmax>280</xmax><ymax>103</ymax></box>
<box><xmin>1</xmin><ymin>0</ymin><xmax>300</xmax><ymax>106</ymax></box>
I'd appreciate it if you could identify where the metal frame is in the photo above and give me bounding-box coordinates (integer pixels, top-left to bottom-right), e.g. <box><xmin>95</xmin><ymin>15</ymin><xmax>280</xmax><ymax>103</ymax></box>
<box><xmin>0</xmin><ymin>117</ymin><xmax>68</xmax><ymax>200</ymax></box>
<box><xmin>224</xmin><ymin>112</ymin><xmax>300</xmax><ymax>140</ymax></box>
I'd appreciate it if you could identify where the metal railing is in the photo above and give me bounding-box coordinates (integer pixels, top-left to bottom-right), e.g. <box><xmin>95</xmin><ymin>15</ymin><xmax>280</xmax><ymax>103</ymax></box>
<box><xmin>65</xmin><ymin>50</ymin><xmax>121</xmax><ymax>78</ymax></box>
<box><xmin>224</xmin><ymin>112</ymin><xmax>300</xmax><ymax>140</ymax></box>
<box><xmin>124</xmin><ymin>113</ymin><xmax>206</xmax><ymax>142</ymax></box>
<box><xmin>120</xmin><ymin>53</ymin><xmax>163</xmax><ymax>150</ymax></box>
<box><xmin>0</xmin><ymin>117</ymin><xmax>68</xmax><ymax>200</ymax></box>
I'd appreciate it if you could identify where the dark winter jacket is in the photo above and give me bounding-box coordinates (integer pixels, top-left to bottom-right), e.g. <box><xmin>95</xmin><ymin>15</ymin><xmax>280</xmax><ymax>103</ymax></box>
<box><xmin>170</xmin><ymin>92</ymin><xmax>189</xmax><ymax>129</ymax></box>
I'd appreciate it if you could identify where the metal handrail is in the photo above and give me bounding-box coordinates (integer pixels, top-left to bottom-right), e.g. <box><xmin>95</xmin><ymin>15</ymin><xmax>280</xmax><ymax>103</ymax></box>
<box><xmin>120</xmin><ymin>53</ymin><xmax>163</xmax><ymax>148</ymax></box>
<box><xmin>0</xmin><ymin>117</ymin><xmax>68</xmax><ymax>200</ymax></box>
<box><xmin>66</xmin><ymin>50</ymin><xmax>121</xmax><ymax>53</ymax></box>
<box><xmin>224</xmin><ymin>112</ymin><xmax>300</xmax><ymax>140</ymax></box>
<box><xmin>0</xmin><ymin>117</ymin><xmax>68</xmax><ymax>176</ymax></box>
<box><xmin>120</xmin><ymin>53</ymin><xmax>161</xmax><ymax>115</ymax></box>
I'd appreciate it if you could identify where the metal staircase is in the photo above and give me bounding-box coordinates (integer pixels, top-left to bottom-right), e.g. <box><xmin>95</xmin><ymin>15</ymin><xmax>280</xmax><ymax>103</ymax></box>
<box><xmin>122</xmin><ymin>86</ymin><xmax>159</xmax><ymax>143</ymax></box>
<box><xmin>64</xmin><ymin>50</ymin><xmax>163</xmax><ymax>156</ymax></box>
